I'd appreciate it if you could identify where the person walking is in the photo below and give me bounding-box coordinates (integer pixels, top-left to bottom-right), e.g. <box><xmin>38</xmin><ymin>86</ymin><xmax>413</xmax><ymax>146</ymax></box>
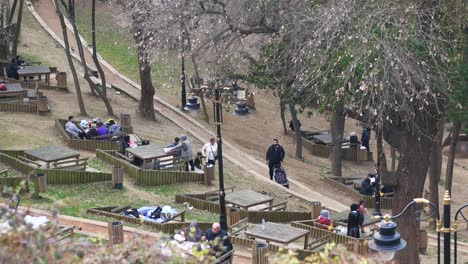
<box><xmin>266</xmin><ymin>139</ymin><xmax>285</xmax><ymax>181</ymax></box>
<box><xmin>202</xmin><ymin>138</ymin><xmax>218</xmax><ymax>167</ymax></box>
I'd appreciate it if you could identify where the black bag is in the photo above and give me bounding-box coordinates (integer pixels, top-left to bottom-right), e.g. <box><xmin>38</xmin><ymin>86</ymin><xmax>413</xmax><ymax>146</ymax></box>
<box><xmin>123</xmin><ymin>208</ymin><xmax>140</xmax><ymax>218</ymax></box>
<box><xmin>274</xmin><ymin>166</ymin><xmax>289</xmax><ymax>188</ymax></box>
<box><xmin>149</xmin><ymin>207</ymin><xmax>163</xmax><ymax>219</ymax></box>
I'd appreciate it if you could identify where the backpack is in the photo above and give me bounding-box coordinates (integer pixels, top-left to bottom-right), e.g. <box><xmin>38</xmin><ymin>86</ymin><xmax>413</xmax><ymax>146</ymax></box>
<box><xmin>149</xmin><ymin>207</ymin><xmax>163</xmax><ymax>219</ymax></box>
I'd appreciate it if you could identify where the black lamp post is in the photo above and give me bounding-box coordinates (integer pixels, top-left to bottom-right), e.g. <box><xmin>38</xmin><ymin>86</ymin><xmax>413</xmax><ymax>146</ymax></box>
<box><xmin>373</xmin><ymin>173</ymin><xmax>382</xmax><ymax>216</ymax></box>
<box><xmin>371</xmin><ymin>191</ymin><xmax>467</xmax><ymax>264</ymax></box>
<box><xmin>180</xmin><ymin>28</ymin><xmax>187</xmax><ymax>111</ymax></box>
<box><xmin>214</xmin><ymin>87</ymin><xmax>228</xmax><ymax>231</ymax></box>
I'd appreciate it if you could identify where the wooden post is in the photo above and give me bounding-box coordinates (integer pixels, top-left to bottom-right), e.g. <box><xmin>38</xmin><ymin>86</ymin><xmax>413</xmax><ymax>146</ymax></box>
<box><xmin>419</xmin><ymin>229</ymin><xmax>428</xmax><ymax>253</ymax></box>
<box><xmin>311</xmin><ymin>201</ymin><xmax>322</xmax><ymax>219</ymax></box>
<box><xmin>108</xmin><ymin>221</ymin><xmax>124</xmax><ymax>245</ymax></box>
<box><xmin>112</xmin><ymin>166</ymin><xmax>123</xmax><ymax>189</ymax></box>
<box><xmin>37</xmin><ymin>96</ymin><xmax>48</xmax><ymax>112</ymax></box>
<box><xmin>120</xmin><ymin>114</ymin><xmax>132</xmax><ymax>127</ymax></box>
<box><xmin>203</xmin><ymin>165</ymin><xmax>214</xmax><ymax>186</ymax></box>
<box><xmin>252</xmin><ymin>242</ymin><xmax>269</xmax><ymax>264</ymax></box>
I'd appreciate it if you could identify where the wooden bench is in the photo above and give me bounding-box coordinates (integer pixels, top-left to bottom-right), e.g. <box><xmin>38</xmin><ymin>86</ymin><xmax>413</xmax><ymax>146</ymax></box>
<box><xmin>90</xmin><ymin>133</ymin><xmax>122</xmax><ymax>141</ymax></box>
<box><xmin>0</xmin><ymin>169</ymin><xmax>8</xmax><ymax>177</ymax></box>
<box><xmin>47</xmin><ymin>225</ymin><xmax>75</xmax><ymax>245</ymax></box>
<box><xmin>153</xmin><ymin>156</ymin><xmax>187</xmax><ymax>171</ymax></box>
<box><xmin>52</xmin><ymin>158</ymin><xmax>88</xmax><ymax>171</ymax></box>
<box><xmin>210</xmin><ymin>249</ymin><xmax>234</xmax><ymax>264</ymax></box>
<box><xmin>18</xmin><ymin>156</ymin><xmax>43</xmax><ymax>168</ymax></box>
<box><xmin>259</xmin><ymin>201</ymin><xmax>288</xmax><ymax>212</ymax></box>
<box><xmin>307</xmin><ymin>234</ymin><xmax>330</xmax><ymax>252</ymax></box>
<box><xmin>205</xmin><ymin>187</ymin><xmax>235</xmax><ymax>202</ymax></box>
<box><xmin>116</xmin><ymin>152</ymin><xmax>134</xmax><ymax>163</ymax></box>
<box><xmin>229</xmin><ymin>217</ymin><xmax>248</xmax><ymax>236</ymax></box>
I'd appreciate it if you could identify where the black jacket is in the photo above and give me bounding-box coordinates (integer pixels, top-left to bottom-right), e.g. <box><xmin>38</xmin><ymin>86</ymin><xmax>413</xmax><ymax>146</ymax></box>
<box><xmin>203</xmin><ymin>228</ymin><xmax>233</xmax><ymax>253</ymax></box>
<box><xmin>266</xmin><ymin>144</ymin><xmax>285</xmax><ymax>164</ymax></box>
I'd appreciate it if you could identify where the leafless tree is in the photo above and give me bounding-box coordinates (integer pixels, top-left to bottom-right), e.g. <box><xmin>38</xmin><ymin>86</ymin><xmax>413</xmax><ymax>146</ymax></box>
<box><xmin>280</xmin><ymin>1</ymin><xmax>458</xmax><ymax>262</ymax></box>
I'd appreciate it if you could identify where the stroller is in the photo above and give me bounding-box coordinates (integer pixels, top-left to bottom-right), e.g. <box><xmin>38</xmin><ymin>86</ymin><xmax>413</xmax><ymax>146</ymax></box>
<box><xmin>273</xmin><ymin>165</ymin><xmax>289</xmax><ymax>189</ymax></box>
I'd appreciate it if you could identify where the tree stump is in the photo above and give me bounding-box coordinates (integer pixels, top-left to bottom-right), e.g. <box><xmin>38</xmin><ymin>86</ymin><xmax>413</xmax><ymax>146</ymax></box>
<box><xmin>108</xmin><ymin>221</ymin><xmax>124</xmax><ymax>245</ymax></box>
<box><xmin>112</xmin><ymin>166</ymin><xmax>123</xmax><ymax>189</ymax></box>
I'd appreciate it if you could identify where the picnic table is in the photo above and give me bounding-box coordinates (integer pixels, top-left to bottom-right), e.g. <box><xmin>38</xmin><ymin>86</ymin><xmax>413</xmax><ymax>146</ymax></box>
<box><xmin>125</xmin><ymin>144</ymin><xmax>173</xmax><ymax>169</ymax></box>
<box><xmin>245</xmin><ymin>222</ymin><xmax>310</xmax><ymax>249</ymax></box>
<box><xmin>17</xmin><ymin>66</ymin><xmax>51</xmax><ymax>85</ymax></box>
<box><xmin>0</xmin><ymin>83</ymin><xmax>25</xmax><ymax>101</ymax></box>
<box><xmin>25</xmin><ymin>145</ymin><xmax>80</xmax><ymax>169</ymax></box>
<box><xmin>225</xmin><ymin>190</ymin><xmax>274</xmax><ymax>210</ymax></box>
<box><xmin>311</xmin><ymin>133</ymin><xmax>351</xmax><ymax>145</ymax></box>
<box><xmin>330</xmin><ymin>210</ymin><xmax>378</xmax><ymax>227</ymax></box>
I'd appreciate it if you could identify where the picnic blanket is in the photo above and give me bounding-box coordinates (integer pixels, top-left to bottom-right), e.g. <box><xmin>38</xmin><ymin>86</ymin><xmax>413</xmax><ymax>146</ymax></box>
<box><xmin>123</xmin><ymin>206</ymin><xmax>179</xmax><ymax>224</ymax></box>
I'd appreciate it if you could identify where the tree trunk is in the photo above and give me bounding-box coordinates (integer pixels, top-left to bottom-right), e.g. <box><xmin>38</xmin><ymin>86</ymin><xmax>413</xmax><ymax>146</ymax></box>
<box><xmin>390</xmin><ymin>147</ymin><xmax>397</xmax><ymax>172</ymax></box>
<box><xmin>392</xmin><ymin>131</ymin><xmax>434</xmax><ymax>264</ymax></box>
<box><xmin>445</xmin><ymin>121</ymin><xmax>462</xmax><ymax>195</ymax></box>
<box><xmin>55</xmin><ymin>0</ymin><xmax>87</xmax><ymax>116</ymax></box>
<box><xmin>7</xmin><ymin>0</ymin><xmax>18</xmax><ymax>25</ymax></box>
<box><xmin>289</xmin><ymin>103</ymin><xmax>302</xmax><ymax>160</ymax></box>
<box><xmin>91</xmin><ymin>0</ymin><xmax>113</xmax><ymax>115</ymax></box>
<box><xmin>11</xmin><ymin>0</ymin><xmax>23</xmax><ymax>57</ymax></box>
<box><xmin>330</xmin><ymin>101</ymin><xmax>345</xmax><ymax>176</ymax></box>
<box><xmin>136</xmin><ymin>46</ymin><xmax>156</xmax><ymax>120</ymax></box>
<box><xmin>428</xmin><ymin>120</ymin><xmax>444</xmax><ymax>228</ymax></box>
<box><xmin>280</xmin><ymin>98</ymin><xmax>287</xmax><ymax>134</ymax></box>
<box><xmin>187</xmin><ymin>35</ymin><xmax>209</xmax><ymax>123</ymax></box>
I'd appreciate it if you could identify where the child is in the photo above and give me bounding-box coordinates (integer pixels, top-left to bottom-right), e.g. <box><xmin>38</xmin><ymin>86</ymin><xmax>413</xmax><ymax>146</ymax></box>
<box><xmin>317</xmin><ymin>209</ymin><xmax>331</xmax><ymax>230</ymax></box>
<box><xmin>193</xmin><ymin>151</ymin><xmax>204</xmax><ymax>170</ymax></box>
<box><xmin>357</xmin><ymin>200</ymin><xmax>367</xmax><ymax>233</ymax></box>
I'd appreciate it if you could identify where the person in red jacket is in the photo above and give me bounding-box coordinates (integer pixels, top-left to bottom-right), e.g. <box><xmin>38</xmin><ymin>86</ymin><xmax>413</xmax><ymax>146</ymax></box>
<box><xmin>317</xmin><ymin>209</ymin><xmax>331</xmax><ymax>229</ymax></box>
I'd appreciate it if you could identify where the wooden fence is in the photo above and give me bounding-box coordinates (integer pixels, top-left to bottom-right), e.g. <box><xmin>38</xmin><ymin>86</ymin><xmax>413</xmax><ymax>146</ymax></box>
<box><xmin>291</xmin><ymin>220</ymin><xmax>370</xmax><ymax>255</ymax></box>
<box><xmin>55</xmin><ymin>119</ymin><xmax>121</xmax><ymax>152</ymax></box>
<box><xmin>301</xmin><ymin>136</ymin><xmax>371</xmax><ymax>161</ymax></box>
<box><xmin>0</xmin><ymin>102</ymin><xmax>38</xmax><ymax>113</ymax></box>
<box><xmin>96</xmin><ymin>150</ymin><xmax>206</xmax><ymax>186</ymax></box>
<box><xmin>0</xmin><ymin>150</ymin><xmax>111</xmax><ymax>185</ymax></box>
<box><xmin>323</xmin><ymin>177</ymin><xmax>393</xmax><ymax>209</ymax></box>
<box><xmin>87</xmin><ymin>207</ymin><xmax>212</xmax><ymax>234</ymax></box>
<box><xmin>4</xmin><ymin>78</ymin><xmax>66</xmax><ymax>91</ymax></box>
<box><xmin>0</xmin><ymin>176</ymin><xmax>29</xmax><ymax>193</ymax></box>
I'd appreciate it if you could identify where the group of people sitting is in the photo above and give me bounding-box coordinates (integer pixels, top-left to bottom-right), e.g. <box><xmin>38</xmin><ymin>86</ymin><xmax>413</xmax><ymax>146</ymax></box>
<box><xmin>316</xmin><ymin>200</ymin><xmax>368</xmax><ymax>239</ymax></box>
<box><xmin>172</xmin><ymin>222</ymin><xmax>233</xmax><ymax>259</ymax></box>
<box><xmin>360</xmin><ymin>173</ymin><xmax>393</xmax><ymax>196</ymax></box>
<box><xmin>65</xmin><ymin>116</ymin><xmax>122</xmax><ymax>140</ymax></box>
<box><xmin>6</xmin><ymin>56</ymin><xmax>26</xmax><ymax>80</ymax></box>
<box><xmin>348</xmin><ymin>127</ymin><xmax>371</xmax><ymax>151</ymax></box>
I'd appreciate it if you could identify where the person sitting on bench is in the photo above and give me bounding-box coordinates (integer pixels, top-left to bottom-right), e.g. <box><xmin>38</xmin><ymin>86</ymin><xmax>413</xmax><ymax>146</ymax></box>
<box><xmin>96</xmin><ymin>122</ymin><xmax>108</xmax><ymax>137</ymax></box>
<box><xmin>65</xmin><ymin>116</ymin><xmax>85</xmax><ymax>139</ymax></box>
<box><xmin>86</xmin><ymin>123</ymin><xmax>99</xmax><ymax>139</ymax></box>
<box><xmin>107</xmin><ymin>119</ymin><xmax>122</xmax><ymax>135</ymax></box>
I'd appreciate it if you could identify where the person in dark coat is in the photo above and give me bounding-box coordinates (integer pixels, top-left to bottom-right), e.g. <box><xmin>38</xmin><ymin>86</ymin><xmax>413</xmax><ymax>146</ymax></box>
<box><xmin>347</xmin><ymin>203</ymin><xmax>361</xmax><ymax>238</ymax></box>
<box><xmin>179</xmin><ymin>222</ymin><xmax>204</xmax><ymax>242</ymax></box>
<box><xmin>121</xmin><ymin>135</ymin><xmax>131</xmax><ymax>154</ymax></box>
<box><xmin>361</xmin><ymin>127</ymin><xmax>371</xmax><ymax>151</ymax></box>
<box><xmin>6</xmin><ymin>58</ymin><xmax>19</xmax><ymax>80</ymax></box>
<box><xmin>266</xmin><ymin>139</ymin><xmax>285</xmax><ymax>181</ymax></box>
<box><xmin>360</xmin><ymin>178</ymin><xmax>373</xmax><ymax>196</ymax></box>
<box><xmin>349</xmin><ymin>132</ymin><xmax>360</xmax><ymax>149</ymax></box>
<box><xmin>289</xmin><ymin>119</ymin><xmax>301</xmax><ymax>132</ymax></box>
<box><xmin>202</xmin><ymin>223</ymin><xmax>233</xmax><ymax>256</ymax></box>
<box><xmin>86</xmin><ymin>123</ymin><xmax>99</xmax><ymax>140</ymax></box>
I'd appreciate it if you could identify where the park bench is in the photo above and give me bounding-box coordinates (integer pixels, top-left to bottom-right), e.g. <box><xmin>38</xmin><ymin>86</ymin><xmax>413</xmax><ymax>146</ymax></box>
<box><xmin>51</xmin><ymin>158</ymin><xmax>88</xmax><ymax>171</ymax></box>
<box><xmin>307</xmin><ymin>234</ymin><xmax>330</xmax><ymax>252</ymax></box>
<box><xmin>90</xmin><ymin>133</ymin><xmax>122</xmax><ymax>141</ymax></box>
<box><xmin>17</xmin><ymin>156</ymin><xmax>43</xmax><ymax>168</ymax></box>
<box><xmin>116</xmin><ymin>152</ymin><xmax>133</xmax><ymax>163</ymax></box>
<box><xmin>228</xmin><ymin>217</ymin><xmax>248</xmax><ymax>236</ymax></box>
<box><xmin>210</xmin><ymin>249</ymin><xmax>234</xmax><ymax>264</ymax></box>
<box><xmin>205</xmin><ymin>187</ymin><xmax>235</xmax><ymax>202</ymax></box>
<box><xmin>258</xmin><ymin>201</ymin><xmax>288</xmax><ymax>212</ymax></box>
<box><xmin>0</xmin><ymin>169</ymin><xmax>8</xmax><ymax>177</ymax></box>
<box><xmin>153</xmin><ymin>156</ymin><xmax>186</xmax><ymax>171</ymax></box>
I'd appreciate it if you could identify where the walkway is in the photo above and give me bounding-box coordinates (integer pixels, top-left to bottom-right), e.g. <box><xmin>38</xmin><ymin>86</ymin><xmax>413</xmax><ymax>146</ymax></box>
<box><xmin>30</xmin><ymin>0</ymin><xmax>347</xmax><ymax>211</ymax></box>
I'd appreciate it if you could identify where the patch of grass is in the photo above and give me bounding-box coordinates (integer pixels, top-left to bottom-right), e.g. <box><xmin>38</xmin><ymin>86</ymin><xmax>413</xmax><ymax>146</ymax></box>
<box><xmin>87</xmin><ymin>158</ymin><xmax>111</xmax><ymax>173</ymax></box>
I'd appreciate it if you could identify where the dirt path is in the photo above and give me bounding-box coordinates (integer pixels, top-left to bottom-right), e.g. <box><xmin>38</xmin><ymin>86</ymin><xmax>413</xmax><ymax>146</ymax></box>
<box><xmin>31</xmin><ymin>0</ymin><xmax>347</xmax><ymax>211</ymax></box>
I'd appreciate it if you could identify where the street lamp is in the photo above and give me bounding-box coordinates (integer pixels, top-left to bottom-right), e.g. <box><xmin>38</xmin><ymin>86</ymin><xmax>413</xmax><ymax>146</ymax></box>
<box><xmin>371</xmin><ymin>191</ymin><xmax>467</xmax><ymax>264</ymax></box>
<box><xmin>214</xmin><ymin>87</ymin><xmax>228</xmax><ymax>231</ymax></box>
<box><xmin>369</xmin><ymin>216</ymin><xmax>406</xmax><ymax>261</ymax></box>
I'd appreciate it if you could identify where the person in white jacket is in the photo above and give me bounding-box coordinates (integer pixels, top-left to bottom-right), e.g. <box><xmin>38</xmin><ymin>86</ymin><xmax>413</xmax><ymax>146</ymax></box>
<box><xmin>201</xmin><ymin>137</ymin><xmax>218</xmax><ymax>167</ymax></box>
